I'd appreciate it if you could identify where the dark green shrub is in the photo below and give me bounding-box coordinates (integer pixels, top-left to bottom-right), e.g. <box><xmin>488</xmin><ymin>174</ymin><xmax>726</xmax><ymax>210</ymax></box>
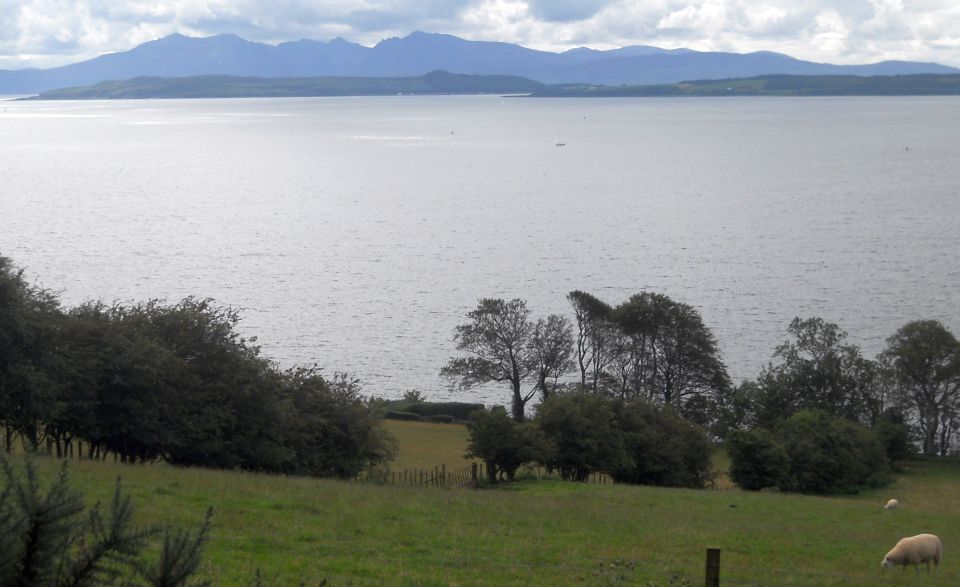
<box><xmin>465</xmin><ymin>407</ymin><xmax>544</xmax><ymax>482</ymax></box>
<box><xmin>611</xmin><ymin>401</ymin><xmax>713</xmax><ymax>488</ymax></box>
<box><xmin>873</xmin><ymin>412</ymin><xmax>914</xmax><ymax>463</ymax></box>
<box><xmin>778</xmin><ymin>410</ymin><xmax>889</xmax><ymax>494</ymax></box>
<box><xmin>383</xmin><ymin>411</ymin><xmax>422</xmax><ymax>421</ymax></box>
<box><xmin>535</xmin><ymin>392</ymin><xmax>628</xmax><ymax>482</ymax></box>
<box><xmin>407</xmin><ymin>402</ymin><xmax>485</xmax><ymax>421</ymax></box>
<box><xmin>426</xmin><ymin>415</ymin><xmax>455</xmax><ymax>424</ymax></box>
<box><xmin>727</xmin><ymin>429</ymin><xmax>788</xmax><ymax>490</ymax></box>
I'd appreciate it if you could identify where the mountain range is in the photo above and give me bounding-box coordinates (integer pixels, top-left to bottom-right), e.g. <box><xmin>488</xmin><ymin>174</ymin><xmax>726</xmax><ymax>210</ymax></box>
<box><xmin>3</xmin><ymin>31</ymin><xmax>958</xmax><ymax>95</ymax></box>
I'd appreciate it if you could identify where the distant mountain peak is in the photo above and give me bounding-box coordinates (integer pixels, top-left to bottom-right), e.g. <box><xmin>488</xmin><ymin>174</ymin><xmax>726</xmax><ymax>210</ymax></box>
<box><xmin>2</xmin><ymin>31</ymin><xmax>958</xmax><ymax>95</ymax></box>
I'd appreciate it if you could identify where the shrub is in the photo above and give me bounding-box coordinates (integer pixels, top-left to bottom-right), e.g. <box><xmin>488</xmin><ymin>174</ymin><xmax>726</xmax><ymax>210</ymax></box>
<box><xmin>726</xmin><ymin>429</ymin><xmax>788</xmax><ymax>491</ymax></box>
<box><xmin>407</xmin><ymin>402</ymin><xmax>485</xmax><ymax>421</ymax></box>
<box><xmin>778</xmin><ymin>410</ymin><xmax>889</xmax><ymax>494</ymax></box>
<box><xmin>535</xmin><ymin>392</ymin><xmax>628</xmax><ymax>482</ymax></box>
<box><xmin>383</xmin><ymin>410</ymin><xmax>422</xmax><ymax>421</ymax></box>
<box><xmin>611</xmin><ymin>401</ymin><xmax>713</xmax><ymax>488</ymax></box>
<box><xmin>465</xmin><ymin>407</ymin><xmax>543</xmax><ymax>482</ymax></box>
<box><xmin>426</xmin><ymin>414</ymin><xmax>455</xmax><ymax>424</ymax></box>
<box><xmin>873</xmin><ymin>411</ymin><xmax>914</xmax><ymax>463</ymax></box>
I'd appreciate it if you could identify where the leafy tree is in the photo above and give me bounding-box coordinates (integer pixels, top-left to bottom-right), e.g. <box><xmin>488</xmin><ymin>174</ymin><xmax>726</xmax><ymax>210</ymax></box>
<box><xmin>531</xmin><ymin>315</ymin><xmax>574</xmax><ymax>401</ymax></box>
<box><xmin>753</xmin><ymin>317</ymin><xmax>880</xmax><ymax>428</ymax></box>
<box><xmin>0</xmin><ymin>255</ymin><xmax>64</xmax><ymax>451</ymax></box>
<box><xmin>603</xmin><ymin>292</ymin><xmax>730</xmax><ymax>425</ymax></box>
<box><xmin>778</xmin><ymin>410</ymin><xmax>888</xmax><ymax>494</ymax></box>
<box><xmin>872</xmin><ymin>409</ymin><xmax>914</xmax><ymax>464</ymax></box>
<box><xmin>883</xmin><ymin>320</ymin><xmax>960</xmax><ymax>455</ymax></box>
<box><xmin>276</xmin><ymin>369</ymin><xmax>396</xmax><ymax>478</ymax></box>
<box><xmin>465</xmin><ymin>407</ymin><xmax>543</xmax><ymax>482</ymax></box>
<box><xmin>535</xmin><ymin>392</ymin><xmax>627</xmax><ymax>481</ymax></box>
<box><xmin>566</xmin><ymin>291</ymin><xmax>613</xmax><ymax>392</ymax></box>
<box><xmin>726</xmin><ymin>429</ymin><xmax>788</xmax><ymax>491</ymax></box>
<box><xmin>611</xmin><ymin>400</ymin><xmax>713</xmax><ymax>488</ymax></box>
<box><xmin>442</xmin><ymin>298</ymin><xmax>572</xmax><ymax>421</ymax></box>
<box><xmin>708</xmin><ymin>380</ymin><xmax>758</xmax><ymax>440</ymax></box>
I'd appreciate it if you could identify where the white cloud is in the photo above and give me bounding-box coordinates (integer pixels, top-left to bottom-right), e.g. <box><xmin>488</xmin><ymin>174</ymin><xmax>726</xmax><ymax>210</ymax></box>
<box><xmin>1</xmin><ymin>0</ymin><xmax>959</xmax><ymax>69</ymax></box>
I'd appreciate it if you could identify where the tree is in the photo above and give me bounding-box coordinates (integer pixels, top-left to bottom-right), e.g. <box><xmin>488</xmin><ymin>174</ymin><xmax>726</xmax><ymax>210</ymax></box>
<box><xmin>726</xmin><ymin>429</ymin><xmax>788</xmax><ymax>491</ymax></box>
<box><xmin>275</xmin><ymin>369</ymin><xmax>397</xmax><ymax>479</ymax></box>
<box><xmin>465</xmin><ymin>406</ymin><xmax>543</xmax><ymax>482</ymax></box>
<box><xmin>611</xmin><ymin>400</ymin><xmax>713</xmax><ymax>488</ymax></box>
<box><xmin>883</xmin><ymin>320</ymin><xmax>960</xmax><ymax>456</ymax></box>
<box><xmin>0</xmin><ymin>255</ymin><xmax>64</xmax><ymax>451</ymax></box>
<box><xmin>442</xmin><ymin>298</ymin><xmax>571</xmax><ymax>421</ymax></box>
<box><xmin>753</xmin><ymin>317</ymin><xmax>880</xmax><ymax>428</ymax></box>
<box><xmin>566</xmin><ymin>291</ymin><xmax>613</xmax><ymax>392</ymax></box>
<box><xmin>531</xmin><ymin>315</ymin><xmax>574</xmax><ymax>401</ymax></box>
<box><xmin>606</xmin><ymin>293</ymin><xmax>730</xmax><ymax>420</ymax></box>
<box><xmin>535</xmin><ymin>392</ymin><xmax>628</xmax><ymax>481</ymax></box>
<box><xmin>778</xmin><ymin>410</ymin><xmax>888</xmax><ymax>494</ymax></box>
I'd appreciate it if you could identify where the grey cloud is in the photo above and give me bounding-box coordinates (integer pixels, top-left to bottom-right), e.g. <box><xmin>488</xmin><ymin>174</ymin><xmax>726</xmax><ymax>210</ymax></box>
<box><xmin>525</xmin><ymin>0</ymin><xmax>617</xmax><ymax>23</ymax></box>
<box><xmin>2</xmin><ymin>0</ymin><xmax>960</xmax><ymax>69</ymax></box>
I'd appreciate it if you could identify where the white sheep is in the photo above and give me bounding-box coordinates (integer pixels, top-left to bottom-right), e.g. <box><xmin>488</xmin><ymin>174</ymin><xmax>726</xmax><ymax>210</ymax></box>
<box><xmin>881</xmin><ymin>534</ymin><xmax>942</xmax><ymax>573</ymax></box>
<box><xmin>884</xmin><ymin>498</ymin><xmax>899</xmax><ymax>509</ymax></box>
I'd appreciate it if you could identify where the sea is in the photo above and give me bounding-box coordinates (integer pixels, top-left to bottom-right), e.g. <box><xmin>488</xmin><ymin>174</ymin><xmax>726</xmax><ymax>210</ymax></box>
<box><xmin>1</xmin><ymin>95</ymin><xmax>958</xmax><ymax>406</ymax></box>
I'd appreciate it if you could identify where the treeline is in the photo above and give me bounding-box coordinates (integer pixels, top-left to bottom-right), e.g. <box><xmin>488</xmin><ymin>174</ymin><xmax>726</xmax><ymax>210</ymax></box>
<box><xmin>533</xmin><ymin>74</ymin><xmax>960</xmax><ymax>97</ymax></box>
<box><xmin>0</xmin><ymin>255</ymin><xmax>394</xmax><ymax>478</ymax></box>
<box><xmin>445</xmin><ymin>293</ymin><xmax>960</xmax><ymax>493</ymax></box>
<box><xmin>466</xmin><ymin>395</ymin><xmax>713</xmax><ymax>488</ymax></box>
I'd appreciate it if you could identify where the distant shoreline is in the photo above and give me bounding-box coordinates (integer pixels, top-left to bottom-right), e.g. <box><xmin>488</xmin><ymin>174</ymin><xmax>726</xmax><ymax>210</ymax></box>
<box><xmin>19</xmin><ymin>71</ymin><xmax>960</xmax><ymax>101</ymax></box>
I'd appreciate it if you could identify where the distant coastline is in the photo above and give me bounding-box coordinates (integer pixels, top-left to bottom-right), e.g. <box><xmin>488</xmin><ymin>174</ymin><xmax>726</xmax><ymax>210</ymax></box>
<box><xmin>20</xmin><ymin>71</ymin><xmax>960</xmax><ymax>100</ymax></box>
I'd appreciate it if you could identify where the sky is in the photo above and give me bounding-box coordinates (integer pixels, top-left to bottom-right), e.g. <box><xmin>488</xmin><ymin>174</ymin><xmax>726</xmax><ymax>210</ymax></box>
<box><xmin>2</xmin><ymin>0</ymin><xmax>960</xmax><ymax>70</ymax></box>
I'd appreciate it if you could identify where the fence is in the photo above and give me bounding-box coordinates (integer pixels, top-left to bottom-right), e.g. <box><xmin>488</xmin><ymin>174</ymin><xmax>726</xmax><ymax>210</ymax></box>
<box><xmin>364</xmin><ymin>463</ymin><xmax>485</xmax><ymax>488</ymax></box>
<box><xmin>364</xmin><ymin>462</ymin><xmax>617</xmax><ymax>488</ymax></box>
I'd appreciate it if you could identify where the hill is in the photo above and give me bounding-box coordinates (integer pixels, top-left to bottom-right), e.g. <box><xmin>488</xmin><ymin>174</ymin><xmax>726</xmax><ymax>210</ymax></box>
<box><xmin>21</xmin><ymin>71</ymin><xmax>545</xmax><ymax>99</ymax></box>
<box><xmin>9</xmin><ymin>420</ymin><xmax>960</xmax><ymax>585</ymax></box>
<box><xmin>2</xmin><ymin>31</ymin><xmax>957</xmax><ymax>94</ymax></box>
<box><xmin>535</xmin><ymin>73</ymin><xmax>960</xmax><ymax>97</ymax></box>
<box><xmin>24</xmin><ymin>71</ymin><xmax>960</xmax><ymax>100</ymax></box>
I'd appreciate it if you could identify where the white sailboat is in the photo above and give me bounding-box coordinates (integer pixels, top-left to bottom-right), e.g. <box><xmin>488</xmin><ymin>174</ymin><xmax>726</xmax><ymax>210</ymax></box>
<box><xmin>555</xmin><ymin>132</ymin><xmax>566</xmax><ymax>147</ymax></box>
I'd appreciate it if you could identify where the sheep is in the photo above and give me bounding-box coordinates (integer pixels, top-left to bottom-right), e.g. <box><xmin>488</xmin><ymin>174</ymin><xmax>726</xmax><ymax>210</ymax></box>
<box><xmin>884</xmin><ymin>498</ymin><xmax>899</xmax><ymax>509</ymax></box>
<box><xmin>881</xmin><ymin>534</ymin><xmax>942</xmax><ymax>574</ymax></box>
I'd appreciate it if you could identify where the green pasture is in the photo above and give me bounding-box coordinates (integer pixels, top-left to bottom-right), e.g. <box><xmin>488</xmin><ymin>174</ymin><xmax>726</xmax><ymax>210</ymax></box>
<box><xmin>8</xmin><ymin>421</ymin><xmax>960</xmax><ymax>586</ymax></box>
<box><xmin>382</xmin><ymin>419</ymin><xmax>472</xmax><ymax>471</ymax></box>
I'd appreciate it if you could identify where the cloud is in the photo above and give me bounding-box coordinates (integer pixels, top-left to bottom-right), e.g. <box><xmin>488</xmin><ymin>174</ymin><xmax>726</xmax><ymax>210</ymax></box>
<box><xmin>524</xmin><ymin>0</ymin><xmax>617</xmax><ymax>23</ymax></box>
<box><xmin>1</xmin><ymin>0</ymin><xmax>959</xmax><ymax>69</ymax></box>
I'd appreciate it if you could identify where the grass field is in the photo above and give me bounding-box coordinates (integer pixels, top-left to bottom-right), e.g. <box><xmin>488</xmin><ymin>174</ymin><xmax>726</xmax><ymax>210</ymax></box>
<box><xmin>382</xmin><ymin>419</ymin><xmax>472</xmax><ymax>471</ymax></box>
<box><xmin>8</xmin><ymin>421</ymin><xmax>960</xmax><ymax>586</ymax></box>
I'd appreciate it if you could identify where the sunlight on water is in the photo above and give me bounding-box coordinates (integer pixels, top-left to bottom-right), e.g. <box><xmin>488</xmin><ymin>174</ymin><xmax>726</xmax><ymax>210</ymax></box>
<box><xmin>1</xmin><ymin>95</ymin><xmax>959</xmax><ymax>405</ymax></box>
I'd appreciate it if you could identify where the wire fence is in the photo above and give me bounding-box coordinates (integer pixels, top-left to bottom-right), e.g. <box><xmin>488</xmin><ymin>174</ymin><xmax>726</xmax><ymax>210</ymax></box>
<box><xmin>360</xmin><ymin>462</ymin><xmax>617</xmax><ymax>489</ymax></box>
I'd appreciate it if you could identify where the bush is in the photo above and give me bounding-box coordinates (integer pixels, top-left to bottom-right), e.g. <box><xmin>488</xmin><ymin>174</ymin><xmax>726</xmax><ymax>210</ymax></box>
<box><xmin>611</xmin><ymin>401</ymin><xmax>713</xmax><ymax>488</ymax></box>
<box><xmin>426</xmin><ymin>414</ymin><xmax>455</xmax><ymax>424</ymax></box>
<box><xmin>465</xmin><ymin>407</ymin><xmax>543</xmax><ymax>482</ymax></box>
<box><xmin>873</xmin><ymin>411</ymin><xmax>914</xmax><ymax>463</ymax></box>
<box><xmin>383</xmin><ymin>410</ymin><xmax>422</xmax><ymax>421</ymax></box>
<box><xmin>727</xmin><ymin>429</ymin><xmax>788</xmax><ymax>491</ymax></box>
<box><xmin>535</xmin><ymin>392</ymin><xmax>628</xmax><ymax>482</ymax></box>
<box><xmin>407</xmin><ymin>402</ymin><xmax>485</xmax><ymax>421</ymax></box>
<box><xmin>778</xmin><ymin>410</ymin><xmax>889</xmax><ymax>494</ymax></box>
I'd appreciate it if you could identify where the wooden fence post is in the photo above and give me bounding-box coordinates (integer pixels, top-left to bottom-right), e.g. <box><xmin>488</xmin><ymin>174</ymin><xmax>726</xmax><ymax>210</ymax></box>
<box><xmin>705</xmin><ymin>548</ymin><xmax>720</xmax><ymax>587</ymax></box>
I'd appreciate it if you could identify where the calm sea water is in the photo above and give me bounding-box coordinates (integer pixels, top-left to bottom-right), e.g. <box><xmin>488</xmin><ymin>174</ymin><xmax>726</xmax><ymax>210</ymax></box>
<box><xmin>1</xmin><ymin>96</ymin><xmax>958</xmax><ymax>405</ymax></box>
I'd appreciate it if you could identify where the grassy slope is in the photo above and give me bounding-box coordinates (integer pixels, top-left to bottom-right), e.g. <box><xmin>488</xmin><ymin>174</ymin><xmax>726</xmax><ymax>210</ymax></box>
<box><xmin>13</xmin><ymin>422</ymin><xmax>960</xmax><ymax>586</ymax></box>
